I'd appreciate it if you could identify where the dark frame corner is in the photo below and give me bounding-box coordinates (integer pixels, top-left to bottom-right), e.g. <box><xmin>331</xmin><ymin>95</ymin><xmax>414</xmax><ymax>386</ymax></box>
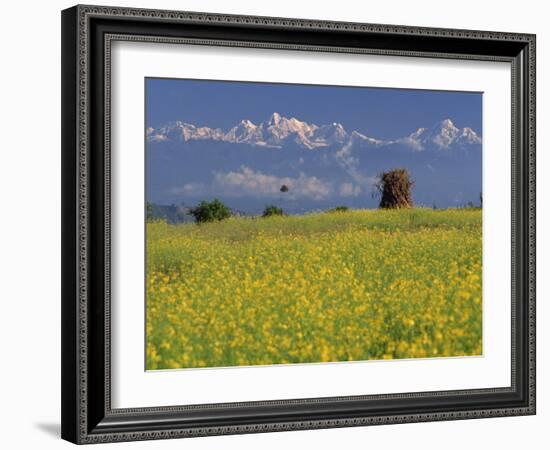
<box><xmin>62</xmin><ymin>4</ymin><xmax>535</xmax><ymax>444</ymax></box>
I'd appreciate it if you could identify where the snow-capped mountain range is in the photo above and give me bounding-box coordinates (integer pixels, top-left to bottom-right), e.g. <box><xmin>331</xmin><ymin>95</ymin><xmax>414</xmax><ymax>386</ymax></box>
<box><xmin>146</xmin><ymin>112</ymin><xmax>482</xmax><ymax>212</ymax></box>
<box><xmin>147</xmin><ymin>112</ymin><xmax>481</xmax><ymax>151</ymax></box>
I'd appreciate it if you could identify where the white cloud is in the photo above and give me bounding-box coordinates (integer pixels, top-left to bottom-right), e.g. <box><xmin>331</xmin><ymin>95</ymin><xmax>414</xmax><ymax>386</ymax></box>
<box><xmin>339</xmin><ymin>182</ymin><xmax>361</xmax><ymax>197</ymax></box>
<box><xmin>214</xmin><ymin>166</ymin><xmax>332</xmax><ymax>200</ymax></box>
<box><xmin>334</xmin><ymin>141</ymin><xmax>377</xmax><ymax>188</ymax></box>
<box><xmin>169</xmin><ymin>182</ymin><xmax>206</xmax><ymax>195</ymax></box>
<box><xmin>169</xmin><ymin>167</ymin><xmax>374</xmax><ymax>201</ymax></box>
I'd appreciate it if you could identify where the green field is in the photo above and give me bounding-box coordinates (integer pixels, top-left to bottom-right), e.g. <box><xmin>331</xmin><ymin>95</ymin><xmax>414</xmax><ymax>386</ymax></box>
<box><xmin>146</xmin><ymin>208</ymin><xmax>482</xmax><ymax>370</ymax></box>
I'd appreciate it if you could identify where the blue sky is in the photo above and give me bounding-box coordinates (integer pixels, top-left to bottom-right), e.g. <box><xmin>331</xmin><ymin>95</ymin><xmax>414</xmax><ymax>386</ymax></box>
<box><xmin>146</xmin><ymin>78</ymin><xmax>482</xmax><ymax>213</ymax></box>
<box><xmin>146</xmin><ymin>78</ymin><xmax>482</xmax><ymax>140</ymax></box>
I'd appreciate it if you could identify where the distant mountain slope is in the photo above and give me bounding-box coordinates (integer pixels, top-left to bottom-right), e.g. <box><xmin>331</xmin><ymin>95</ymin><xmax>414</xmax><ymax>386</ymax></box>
<box><xmin>146</xmin><ymin>113</ymin><xmax>482</xmax><ymax>213</ymax></box>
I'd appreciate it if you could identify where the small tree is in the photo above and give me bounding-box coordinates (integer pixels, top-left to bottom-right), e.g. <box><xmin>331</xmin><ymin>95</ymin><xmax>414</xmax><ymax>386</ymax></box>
<box><xmin>376</xmin><ymin>168</ymin><xmax>414</xmax><ymax>209</ymax></box>
<box><xmin>189</xmin><ymin>198</ymin><xmax>231</xmax><ymax>223</ymax></box>
<box><xmin>262</xmin><ymin>205</ymin><xmax>284</xmax><ymax>217</ymax></box>
<box><xmin>279</xmin><ymin>184</ymin><xmax>289</xmax><ymax>208</ymax></box>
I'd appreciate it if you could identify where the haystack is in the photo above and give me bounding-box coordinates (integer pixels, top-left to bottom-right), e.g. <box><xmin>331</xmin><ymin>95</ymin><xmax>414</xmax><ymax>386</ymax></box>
<box><xmin>377</xmin><ymin>168</ymin><xmax>414</xmax><ymax>209</ymax></box>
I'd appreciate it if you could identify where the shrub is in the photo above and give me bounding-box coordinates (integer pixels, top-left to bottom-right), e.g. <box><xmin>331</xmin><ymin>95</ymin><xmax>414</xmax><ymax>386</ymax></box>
<box><xmin>262</xmin><ymin>205</ymin><xmax>284</xmax><ymax>217</ymax></box>
<box><xmin>327</xmin><ymin>206</ymin><xmax>349</xmax><ymax>213</ymax></box>
<box><xmin>146</xmin><ymin>201</ymin><xmax>155</xmax><ymax>221</ymax></box>
<box><xmin>189</xmin><ymin>198</ymin><xmax>231</xmax><ymax>223</ymax></box>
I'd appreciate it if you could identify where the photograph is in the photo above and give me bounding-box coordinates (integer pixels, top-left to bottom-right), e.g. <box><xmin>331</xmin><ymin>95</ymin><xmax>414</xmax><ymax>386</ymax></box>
<box><xmin>145</xmin><ymin>78</ymin><xmax>483</xmax><ymax>370</ymax></box>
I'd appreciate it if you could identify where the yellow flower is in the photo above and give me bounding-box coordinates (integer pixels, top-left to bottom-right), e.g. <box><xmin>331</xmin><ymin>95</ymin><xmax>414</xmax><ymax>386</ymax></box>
<box><xmin>145</xmin><ymin>208</ymin><xmax>482</xmax><ymax>370</ymax></box>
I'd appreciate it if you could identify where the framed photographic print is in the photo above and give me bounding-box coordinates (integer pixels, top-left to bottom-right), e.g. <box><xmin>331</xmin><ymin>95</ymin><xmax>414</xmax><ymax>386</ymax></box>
<box><xmin>61</xmin><ymin>4</ymin><xmax>536</xmax><ymax>444</ymax></box>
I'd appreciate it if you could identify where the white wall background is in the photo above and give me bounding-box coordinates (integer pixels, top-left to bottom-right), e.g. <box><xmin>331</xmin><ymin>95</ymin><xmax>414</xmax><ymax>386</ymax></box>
<box><xmin>0</xmin><ymin>0</ymin><xmax>546</xmax><ymax>448</ymax></box>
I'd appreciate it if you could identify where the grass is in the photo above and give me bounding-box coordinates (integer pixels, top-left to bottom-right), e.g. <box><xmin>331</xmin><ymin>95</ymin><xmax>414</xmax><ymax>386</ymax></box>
<box><xmin>146</xmin><ymin>208</ymin><xmax>482</xmax><ymax>370</ymax></box>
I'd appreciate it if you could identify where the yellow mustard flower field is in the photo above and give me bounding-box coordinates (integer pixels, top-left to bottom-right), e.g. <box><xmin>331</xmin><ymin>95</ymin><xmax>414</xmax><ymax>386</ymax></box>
<box><xmin>146</xmin><ymin>208</ymin><xmax>482</xmax><ymax>370</ymax></box>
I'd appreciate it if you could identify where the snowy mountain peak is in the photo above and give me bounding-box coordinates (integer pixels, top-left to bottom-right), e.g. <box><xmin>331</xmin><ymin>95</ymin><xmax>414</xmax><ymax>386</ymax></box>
<box><xmin>147</xmin><ymin>115</ymin><xmax>480</xmax><ymax>152</ymax></box>
<box><xmin>401</xmin><ymin>118</ymin><xmax>479</xmax><ymax>151</ymax></box>
<box><xmin>314</xmin><ymin>122</ymin><xmax>348</xmax><ymax>146</ymax></box>
<box><xmin>240</xmin><ymin>119</ymin><xmax>256</xmax><ymax>127</ymax></box>
<box><xmin>225</xmin><ymin>119</ymin><xmax>262</xmax><ymax>144</ymax></box>
<box><xmin>440</xmin><ymin>118</ymin><xmax>456</xmax><ymax>129</ymax></box>
<box><xmin>267</xmin><ymin>112</ymin><xmax>282</xmax><ymax>126</ymax></box>
<box><xmin>410</xmin><ymin>127</ymin><xmax>427</xmax><ymax>139</ymax></box>
<box><xmin>457</xmin><ymin>127</ymin><xmax>482</xmax><ymax>145</ymax></box>
<box><xmin>426</xmin><ymin>118</ymin><xmax>460</xmax><ymax>148</ymax></box>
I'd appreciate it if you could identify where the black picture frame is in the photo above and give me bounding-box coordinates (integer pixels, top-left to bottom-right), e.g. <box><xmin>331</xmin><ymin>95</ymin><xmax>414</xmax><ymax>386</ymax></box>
<box><xmin>61</xmin><ymin>4</ymin><xmax>536</xmax><ymax>444</ymax></box>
